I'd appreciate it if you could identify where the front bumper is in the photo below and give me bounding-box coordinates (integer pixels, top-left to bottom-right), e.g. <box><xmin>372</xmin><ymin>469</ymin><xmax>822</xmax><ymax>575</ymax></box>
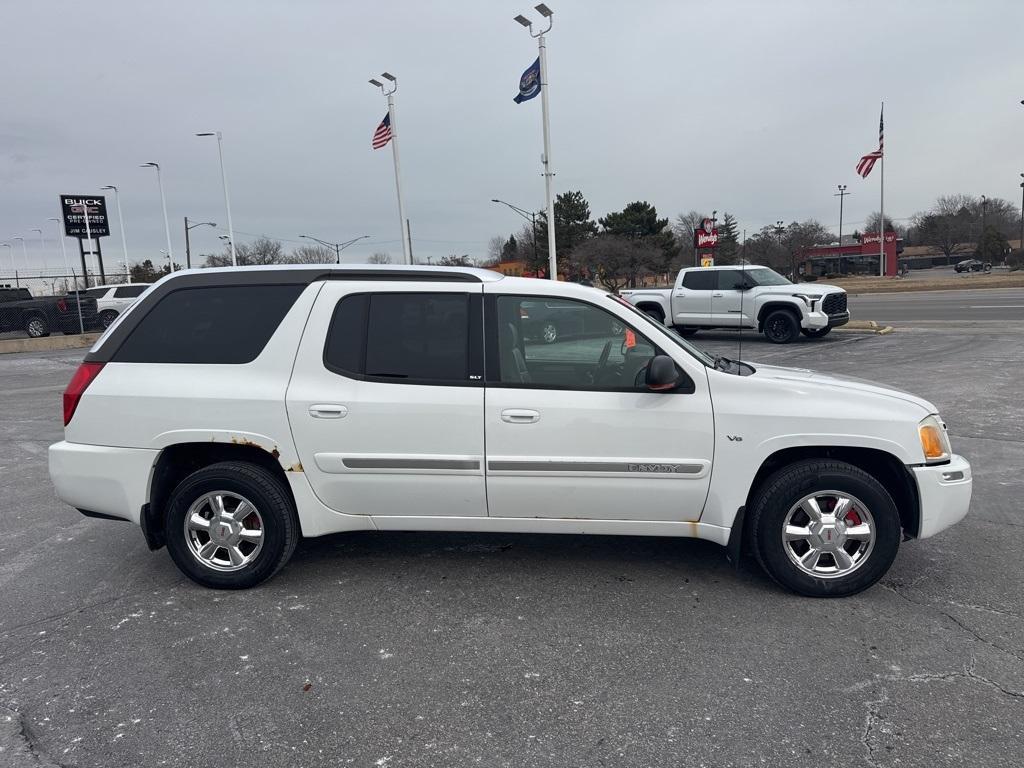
<box><xmin>913</xmin><ymin>453</ymin><xmax>972</xmax><ymax>538</ymax></box>
<box><xmin>49</xmin><ymin>441</ymin><xmax>158</xmax><ymax>525</ymax></box>
<box><xmin>803</xmin><ymin>309</ymin><xmax>850</xmax><ymax>329</ymax></box>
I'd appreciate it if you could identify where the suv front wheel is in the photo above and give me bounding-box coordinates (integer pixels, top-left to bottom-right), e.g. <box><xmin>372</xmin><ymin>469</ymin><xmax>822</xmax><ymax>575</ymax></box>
<box><xmin>748</xmin><ymin>459</ymin><xmax>901</xmax><ymax>597</ymax></box>
<box><xmin>164</xmin><ymin>461</ymin><xmax>300</xmax><ymax>589</ymax></box>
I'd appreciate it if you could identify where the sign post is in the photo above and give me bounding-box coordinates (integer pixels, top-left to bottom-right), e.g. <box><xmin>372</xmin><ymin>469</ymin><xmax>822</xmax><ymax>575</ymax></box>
<box><xmin>693</xmin><ymin>218</ymin><xmax>719</xmax><ymax>267</ymax></box>
<box><xmin>60</xmin><ymin>195</ymin><xmax>110</xmax><ymax>288</ymax></box>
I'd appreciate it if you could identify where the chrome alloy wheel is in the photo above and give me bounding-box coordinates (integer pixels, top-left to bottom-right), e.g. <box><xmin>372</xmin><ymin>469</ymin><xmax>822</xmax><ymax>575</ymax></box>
<box><xmin>184</xmin><ymin>491</ymin><xmax>264</xmax><ymax>572</ymax></box>
<box><xmin>782</xmin><ymin>491</ymin><xmax>875</xmax><ymax>579</ymax></box>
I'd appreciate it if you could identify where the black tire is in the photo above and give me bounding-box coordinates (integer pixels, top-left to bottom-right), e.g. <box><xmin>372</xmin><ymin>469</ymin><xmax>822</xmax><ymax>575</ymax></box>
<box><xmin>164</xmin><ymin>461</ymin><xmax>300</xmax><ymax>589</ymax></box>
<box><xmin>762</xmin><ymin>309</ymin><xmax>799</xmax><ymax>344</ymax></box>
<box><xmin>800</xmin><ymin>327</ymin><xmax>832</xmax><ymax>339</ymax></box>
<box><xmin>748</xmin><ymin>459</ymin><xmax>901</xmax><ymax>597</ymax></box>
<box><xmin>675</xmin><ymin>327</ymin><xmax>699</xmax><ymax>337</ymax></box>
<box><xmin>25</xmin><ymin>314</ymin><xmax>50</xmax><ymax>338</ymax></box>
<box><xmin>99</xmin><ymin>309</ymin><xmax>119</xmax><ymax>329</ymax></box>
<box><xmin>641</xmin><ymin>307</ymin><xmax>665</xmax><ymax>325</ymax></box>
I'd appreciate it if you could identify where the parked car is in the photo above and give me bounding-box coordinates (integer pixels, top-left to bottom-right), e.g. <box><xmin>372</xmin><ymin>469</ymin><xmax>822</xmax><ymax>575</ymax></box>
<box><xmin>49</xmin><ymin>265</ymin><xmax>970</xmax><ymax>597</ymax></box>
<box><xmin>620</xmin><ymin>265</ymin><xmax>849</xmax><ymax>343</ymax></box>
<box><xmin>0</xmin><ymin>287</ymin><xmax>99</xmax><ymax>337</ymax></box>
<box><xmin>954</xmin><ymin>259</ymin><xmax>991</xmax><ymax>273</ymax></box>
<box><xmin>76</xmin><ymin>283</ymin><xmax>151</xmax><ymax>328</ymax></box>
<box><xmin>519</xmin><ymin>299</ymin><xmax>624</xmax><ymax>343</ymax></box>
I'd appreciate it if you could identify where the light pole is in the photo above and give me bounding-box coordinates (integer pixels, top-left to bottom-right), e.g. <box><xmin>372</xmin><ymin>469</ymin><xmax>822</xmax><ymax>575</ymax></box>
<box><xmin>184</xmin><ymin>218</ymin><xmax>216</xmax><ymax>269</ymax></box>
<box><xmin>31</xmin><ymin>228</ymin><xmax>45</xmax><ymax>271</ymax></box>
<box><xmin>140</xmin><ymin>163</ymin><xmax>174</xmax><ymax>269</ymax></box>
<box><xmin>368</xmin><ymin>73</ymin><xmax>412</xmax><ymax>265</ymax></box>
<box><xmin>300</xmin><ymin>234</ymin><xmax>371</xmax><ymax>264</ymax></box>
<box><xmin>100</xmin><ymin>185</ymin><xmax>129</xmax><ymax>280</ymax></box>
<box><xmin>491</xmin><ymin>199</ymin><xmax>538</xmax><ymax>268</ymax></box>
<box><xmin>513</xmin><ymin>3</ymin><xmax>557</xmax><ymax>280</ymax></box>
<box><xmin>12</xmin><ymin>236</ymin><xmax>28</xmax><ymax>270</ymax></box>
<box><xmin>47</xmin><ymin>217</ymin><xmax>71</xmax><ymax>285</ymax></box>
<box><xmin>835</xmin><ymin>184</ymin><xmax>849</xmax><ymax>273</ymax></box>
<box><xmin>195</xmin><ymin>132</ymin><xmax>237</xmax><ymax>267</ymax></box>
<box><xmin>1018</xmin><ymin>173</ymin><xmax>1023</xmax><ymax>253</ymax></box>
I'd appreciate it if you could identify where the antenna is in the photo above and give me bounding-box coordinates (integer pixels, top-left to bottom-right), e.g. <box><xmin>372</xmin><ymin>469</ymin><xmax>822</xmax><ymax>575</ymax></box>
<box><xmin>737</xmin><ymin>230</ymin><xmax>746</xmax><ymax>369</ymax></box>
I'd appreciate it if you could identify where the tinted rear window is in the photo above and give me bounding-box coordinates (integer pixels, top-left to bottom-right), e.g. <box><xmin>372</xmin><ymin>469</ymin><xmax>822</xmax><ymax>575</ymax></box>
<box><xmin>112</xmin><ymin>285</ymin><xmax>304</xmax><ymax>364</ymax></box>
<box><xmin>324</xmin><ymin>292</ymin><xmax>470</xmax><ymax>383</ymax></box>
<box><xmin>114</xmin><ymin>285</ymin><xmax>148</xmax><ymax>298</ymax></box>
<box><xmin>682</xmin><ymin>271</ymin><xmax>716</xmax><ymax>290</ymax></box>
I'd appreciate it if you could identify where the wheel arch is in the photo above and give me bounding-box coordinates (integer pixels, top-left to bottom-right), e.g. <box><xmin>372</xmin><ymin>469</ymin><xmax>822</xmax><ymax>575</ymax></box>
<box><xmin>633</xmin><ymin>301</ymin><xmax>666</xmax><ymax>322</ymax></box>
<box><xmin>734</xmin><ymin>445</ymin><xmax>920</xmax><ymax>557</ymax></box>
<box><xmin>756</xmin><ymin>301</ymin><xmax>802</xmax><ymax>331</ymax></box>
<box><xmin>142</xmin><ymin>442</ymin><xmax>300</xmax><ymax>551</ymax></box>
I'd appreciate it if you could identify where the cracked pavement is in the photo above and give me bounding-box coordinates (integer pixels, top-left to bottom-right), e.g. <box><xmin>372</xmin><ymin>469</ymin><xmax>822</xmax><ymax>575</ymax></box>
<box><xmin>0</xmin><ymin>319</ymin><xmax>1022</xmax><ymax>767</ymax></box>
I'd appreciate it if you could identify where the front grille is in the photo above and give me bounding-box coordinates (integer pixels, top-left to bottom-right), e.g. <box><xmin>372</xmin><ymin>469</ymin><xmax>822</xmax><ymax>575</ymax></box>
<box><xmin>822</xmin><ymin>292</ymin><xmax>847</xmax><ymax>315</ymax></box>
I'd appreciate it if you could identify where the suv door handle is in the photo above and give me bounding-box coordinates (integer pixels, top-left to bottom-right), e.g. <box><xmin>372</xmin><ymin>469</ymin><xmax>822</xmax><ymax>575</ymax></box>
<box><xmin>712</xmin><ymin>292</ymin><xmax>724</xmax><ymax>297</ymax></box>
<box><xmin>309</xmin><ymin>404</ymin><xmax>348</xmax><ymax>419</ymax></box>
<box><xmin>501</xmin><ymin>408</ymin><xmax>540</xmax><ymax>424</ymax></box>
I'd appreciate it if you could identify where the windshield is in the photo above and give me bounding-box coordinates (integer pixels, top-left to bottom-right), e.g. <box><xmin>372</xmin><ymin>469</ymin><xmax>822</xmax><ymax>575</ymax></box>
<box><xmin>744</xmin><ymin>267</ymin><xmax>791</xmax><ymax>286</ymax></box>
<box><xmin>607</xmin><ymin>294</ymin><xmax>716</xmax><ymax>368</ymax></box>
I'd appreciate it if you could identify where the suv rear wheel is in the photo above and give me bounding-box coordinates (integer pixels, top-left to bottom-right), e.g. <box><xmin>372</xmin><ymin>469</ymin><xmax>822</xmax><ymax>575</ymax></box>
<box><xmin>748</xmin><ymin>459</ymin><xmax>901</xmax><ymax>597</ymax></box>
<box><xmin>99</xmin><ymin>309</ymin><xmax>119</xmax><ymax>329</ymax></box>
<box><xmin>164</xmin><ymin>461</ymin><xmax>300</xmax><ymax>589</ymax></box>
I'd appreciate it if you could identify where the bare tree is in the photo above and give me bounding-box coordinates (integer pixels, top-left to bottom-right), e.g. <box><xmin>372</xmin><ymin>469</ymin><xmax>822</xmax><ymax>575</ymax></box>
<box><xmin>672</xmin><ymin>210</ymin><xmax>710</xmax><ymax>243</ymax></box>
<box><xmin>569</xmin><ymin>234</ymin><xmax>662</xmax><ymax>291</ymax></box>
<box><xmin>204</xmin><ymin>236</ymin><xmax>285</xmax><ymax>267</ymax></box>
<box><xmin>289</xmin><ymin>244</ymin><xmax>335</xmax><ymax>264</ymax></box>
<box><xmin>486</xmin><ymin>236</ymin><xmax>505</xmax><ymax>266</ymax></box>
<box><xmin>437</xmin><ymin>254</ymin><xmax>473</xmax><ymax>267</ymax></box>
<box><xmin>367</xmin><ymin>252</ymin><xmax>391</xmax><ymax>264</ymax></box>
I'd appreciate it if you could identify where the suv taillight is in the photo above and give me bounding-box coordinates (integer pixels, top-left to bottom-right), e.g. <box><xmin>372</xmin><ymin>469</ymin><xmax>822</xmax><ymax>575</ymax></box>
<box><xmin>63</xmin><ymin>362</ymin><xmax>104</xmax><ymax>426</ymax></box>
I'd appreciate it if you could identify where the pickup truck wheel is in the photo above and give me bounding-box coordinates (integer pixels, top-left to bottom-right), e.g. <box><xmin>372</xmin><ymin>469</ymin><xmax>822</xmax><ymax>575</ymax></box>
<box><xmin>763</xmin><ymin>309</ymin><xmax>799</xmax><ymax>344</ymax></box>
<box><xmin>800</xmin><ymin>327</ymin><xmax>831</xmax><ymax>339</ymax></box>
<box><xmin>749</xmin><ymin>459</ymin><xmax>901</xmax><ymax>597</ymax></box>
<box><xmin>25</xmin><ymin>315</ymin><xmax>50</xmax><ymax>338</ymax></box>
<box><xmin>164</xmin><ymin>461</ymin><xmax>300</xmax><ymax>589</ymax></box>
<box><xmin>640</xmin><ymin>307</ymin><xmax>664</xmax><ymax>324</ymax></box>
<box><xmin>675</xmin><ymin>328</ymin><xmax>698</xmax><ymax>337</ymax></box>
<box><xmin>99</xmin><ymin>309</ymin><xmax>119</xmax><ymax>329</ymax></box>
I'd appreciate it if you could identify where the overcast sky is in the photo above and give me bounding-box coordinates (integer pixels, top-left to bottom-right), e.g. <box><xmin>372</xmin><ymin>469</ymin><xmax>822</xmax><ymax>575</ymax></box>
<box><xmin>3</xmin><ymin>0</ymin><xmax>1023</xmax><ymax>270</ymax></box>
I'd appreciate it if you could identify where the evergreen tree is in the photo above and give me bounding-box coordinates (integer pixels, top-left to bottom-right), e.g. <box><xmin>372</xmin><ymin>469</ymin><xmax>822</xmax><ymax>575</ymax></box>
<box><xmin>716</xmin><ymin>212</ymin><xmax>740</xmax><ymax>264</ymax></box>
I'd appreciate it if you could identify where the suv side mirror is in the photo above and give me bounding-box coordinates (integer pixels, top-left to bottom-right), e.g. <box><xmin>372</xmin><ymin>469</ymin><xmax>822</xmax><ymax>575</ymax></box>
<box><xmin>646</xmin><ymin>355</ymin><xmax>679</xmax><ymax>391</ymax></box>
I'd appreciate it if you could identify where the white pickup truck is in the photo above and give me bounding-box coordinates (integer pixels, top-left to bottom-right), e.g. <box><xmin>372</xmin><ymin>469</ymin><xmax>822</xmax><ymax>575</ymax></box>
<box><xmin>621</xmin><ymin>265</ymin><xmax>850</xmax><ymax>343</ymax></box>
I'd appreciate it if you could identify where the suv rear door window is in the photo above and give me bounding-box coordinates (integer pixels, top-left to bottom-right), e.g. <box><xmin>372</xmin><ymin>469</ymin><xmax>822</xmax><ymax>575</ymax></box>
<box><xmin>682</xmin><ymin>271</ymin><xmax>716</xmax><ymax>290</ymax></box>
<box><xmin>112</xmin><ymin>285</ymin><xmax>304</xmax><ymax>364</ymax></box>
<box><xmin>114</xmin><ymin>285</ymin><xmax>148</xmax><ymax>298</ymax></box>
<box><xmin>324</xmin><ymin>292</ymin><xmax>476</xmax><ymax>384</ymax></box>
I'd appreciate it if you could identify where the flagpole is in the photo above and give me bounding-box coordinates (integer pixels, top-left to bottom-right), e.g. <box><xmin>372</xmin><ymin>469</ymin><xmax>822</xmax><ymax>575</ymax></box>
<box><xmin>387</xmin><ymin>91</ymin><xmax>411</xmax><ymax>265</ymax></box>
<box><xmin>879</xmin><ymin>101</ymin><xmax>885</xmax><ymax>277</ymax></box>
<box><xmin>538</xmin><ymin>32</ymin><xmax>557</xmax><ymax>280</ymax></box>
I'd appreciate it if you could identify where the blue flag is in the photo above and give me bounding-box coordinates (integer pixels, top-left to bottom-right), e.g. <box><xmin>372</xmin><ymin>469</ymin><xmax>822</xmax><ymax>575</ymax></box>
<box><xmin>513</xmin><ymin>58</ymin><xmax>541</xmax><ymax>104</ymax></box>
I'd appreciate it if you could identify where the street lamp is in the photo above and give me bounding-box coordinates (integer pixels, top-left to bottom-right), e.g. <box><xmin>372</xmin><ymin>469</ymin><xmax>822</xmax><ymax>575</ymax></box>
<box><xmin>835</xmin><ymin>185</ymin><xmax>850</xmax><ymax>274</ymax></box>
<box><xmin>12</xmin><ymin>236</ymin><xmax>28</xmax><ymax>270</ymax></box>
<box><xmin>184</xmin><ymin>218</ymin><xmax>216</xmax><ymax>269</ymax></box>
<box><xmin>368</xmin><ymin>74</ymin><xmax>411</xmax><ymax>265</ymax></box>
<box><xmin>30</xmin><ymin>228</ymin><xmax>45</xmax><ymax>271</ymax></box>
<box><xmin>140</xmin><ymin>162</ymin><xmax>175</xmax><ymax>268</ymax></box>
<box><xmin>100</xmin><ymin>185</ymin><xmax>130</xmax><ymax>280</ymax></box>
<box><xmin>300</xmin><ymin>234</ymin><xmax>371</xmax><ymax>264</ymax></box>
<box><xmin>1019</xmin><ymin>173</ymin><xmax>1023</xmax><ymax>253</ymax></box>
<box><xmin>491</xmin><ymin>199</ymin><xmax>538</xmax><ymax>267</ymax></box>
<box><xmin>47</xmin><ymin>217</ymin><xmax>71</xmax><ymax>283</ymax></box>
<box><xmin>195</xmin><ymin>131</ymin><xmax>237</xmax><ymax>267</ymax></box>
<box><xmin>512</xmin><ymin>4</ymin><xmax>557</xmax><ymax>280</ymax></box>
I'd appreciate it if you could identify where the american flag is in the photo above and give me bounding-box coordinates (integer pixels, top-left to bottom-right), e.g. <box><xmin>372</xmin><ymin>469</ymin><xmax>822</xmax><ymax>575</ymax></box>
<box><xmin>372</xmin><ymin>113</ymin><xmax>392</xmax><ymax>150</ymax></box>
<box><xmin>856</xmin><ymin>105</ymin><xmax>884</xmax><ymax>178</ymax></box>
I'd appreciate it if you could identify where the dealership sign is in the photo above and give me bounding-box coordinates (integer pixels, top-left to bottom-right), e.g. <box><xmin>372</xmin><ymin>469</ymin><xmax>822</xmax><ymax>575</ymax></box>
<box><xmin>693</xmin><ymin>218</ymin><xmax>719</xmax><ymax>249</ymax></box>
<box><xmin>60</xmin><ymin>195</ymin><xmax>110</xmax><ymax>238</ymax></box>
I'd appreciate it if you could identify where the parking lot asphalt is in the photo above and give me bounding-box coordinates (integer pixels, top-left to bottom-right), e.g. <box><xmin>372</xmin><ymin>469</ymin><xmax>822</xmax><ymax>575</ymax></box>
<box><xmin>1</xmin><ymin>323</ymin><xmax>1022</xmax><ymax>767</ymax></box>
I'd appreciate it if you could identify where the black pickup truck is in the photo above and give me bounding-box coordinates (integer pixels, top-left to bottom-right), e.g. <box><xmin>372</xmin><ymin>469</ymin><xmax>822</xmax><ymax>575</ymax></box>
<box><xmin>0</xmin><ymin>287</ymin><xmax>100</xmax><ymax>337</ymax></box>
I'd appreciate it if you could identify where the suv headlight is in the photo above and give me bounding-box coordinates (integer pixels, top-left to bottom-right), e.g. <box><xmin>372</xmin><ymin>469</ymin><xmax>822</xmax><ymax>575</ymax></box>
<box><xmin>793</xmin><ymin>294</ymin><xmax>819</xmax><ymax>310</ymax></box>
<box><xmin>919</xmin><ymin>415</ymin><xmax>952</xmax><ymax>463</ymax></box>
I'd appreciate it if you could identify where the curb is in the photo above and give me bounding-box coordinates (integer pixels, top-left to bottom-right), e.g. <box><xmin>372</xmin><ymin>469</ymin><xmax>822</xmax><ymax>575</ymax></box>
<box><xmin>0</xmin><ymin>333</ymin><xmax>101</xmax><ymax>355</ymax></box>
<box><xmin>833</xmin><ymin>320</ymin><xmax>894</xmax><ymax>335</ymax></box>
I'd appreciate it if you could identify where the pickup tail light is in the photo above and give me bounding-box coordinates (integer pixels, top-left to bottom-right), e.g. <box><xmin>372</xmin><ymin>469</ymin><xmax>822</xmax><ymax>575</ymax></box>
<box><xmin>63</xmin><ymin>362</ymin><xmax>104</xmax><ymax>426</ymax></box>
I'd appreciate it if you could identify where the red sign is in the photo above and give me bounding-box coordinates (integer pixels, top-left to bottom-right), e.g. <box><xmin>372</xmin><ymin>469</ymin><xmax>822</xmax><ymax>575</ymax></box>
<box><xmin>694</xmin><ymin>219</ymin><xmax>719</xmax><ymax>249</ymax></box>
<box><xmin>861</xmin><ymin>231</ymin><xmax>898</xmax><ymax>246</ymax></box>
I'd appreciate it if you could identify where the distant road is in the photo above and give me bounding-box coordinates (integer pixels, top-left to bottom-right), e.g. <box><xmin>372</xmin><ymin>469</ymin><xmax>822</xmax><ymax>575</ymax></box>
<box><xmin>849</xmin><ymin>287</ymin><xmax>1024</xmax><ymax>325</ymax></box>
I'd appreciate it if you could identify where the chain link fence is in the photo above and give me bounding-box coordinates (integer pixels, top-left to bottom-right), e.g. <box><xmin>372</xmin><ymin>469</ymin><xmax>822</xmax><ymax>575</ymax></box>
<box><xmin>1</xmin><ymin>270</ymin><xmax>105</xmax><ymax>340</ymax></box>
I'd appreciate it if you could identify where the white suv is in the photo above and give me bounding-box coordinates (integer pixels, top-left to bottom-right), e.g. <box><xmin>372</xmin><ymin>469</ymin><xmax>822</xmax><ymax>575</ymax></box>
<box><xmin>80</xmin><ymin>283</ymin><xmax>151</xmax><ymax>328</ymax></box>
<box><xmin>48</xmin><ymin>265</ymin><xmax>971</xmax><ymax>596</ymax></box>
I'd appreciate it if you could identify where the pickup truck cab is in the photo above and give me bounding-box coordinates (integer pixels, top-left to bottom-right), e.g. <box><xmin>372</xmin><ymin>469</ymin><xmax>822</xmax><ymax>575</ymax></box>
<box><xmin>0</xmin><ymin>286</ymin><xmax>99</xmax><ymax>337</ymax></box>
<box><xmin>48</xmin><ymin>265</ymin><xmax>970</xmax><ymax>597</ymax></box>
<box><xmin>621</xmin><ymin>265</ymin><xmax>850</xmax><ymax>343</ymax></box>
